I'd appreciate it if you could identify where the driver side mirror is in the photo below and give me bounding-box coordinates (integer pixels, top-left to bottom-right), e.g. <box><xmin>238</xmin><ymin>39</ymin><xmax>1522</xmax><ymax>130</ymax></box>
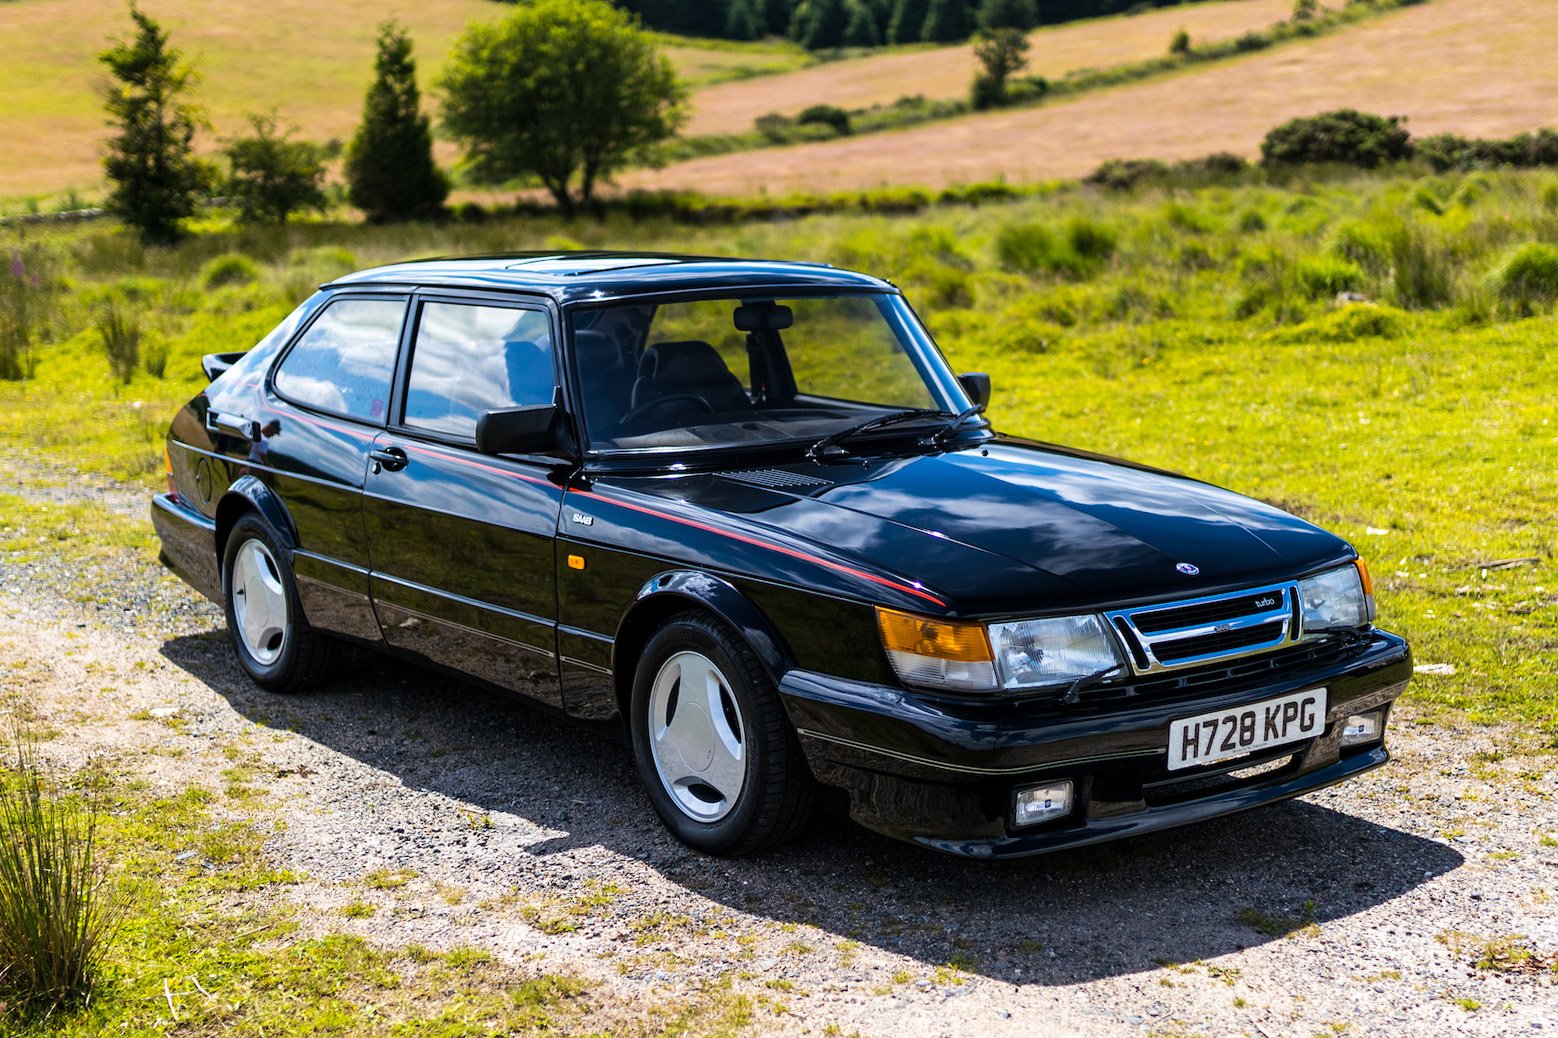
<box><xmin>958</xmin><ymin>372</ymin><xmax>991</xmax><ymax>409</ymax></box>
<box><xmin>475</xmin><ymin>404</ymin><xmax>559</xmax><ymax>455</ymax></box>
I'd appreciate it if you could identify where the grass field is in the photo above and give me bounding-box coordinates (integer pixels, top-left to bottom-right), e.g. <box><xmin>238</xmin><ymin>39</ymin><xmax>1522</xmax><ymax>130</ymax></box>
<box><xmin>684</xmin><ymin>0</ymin><xmax>1296</xmax><ymax>136</ymax></box>
<box><xmin>3</xmin><ymin>165</ymin><xmax>1555</xmax><ymax>737</ymax></box>
<box><xmin>0</xmin><ymin>0</ymin><xmax>809</xmax><ymax>203</ymax></box>
<box><xmin>627</xmin><ymin>0</ymin><xmax>1558</xmax><ymax>195</ymax></box>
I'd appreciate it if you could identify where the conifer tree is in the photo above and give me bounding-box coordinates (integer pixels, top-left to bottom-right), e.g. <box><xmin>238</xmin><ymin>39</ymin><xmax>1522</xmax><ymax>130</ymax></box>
<box><xmin>887</xmin><ymin>0</ymin><xmax>931</xmax><ymax>44</ymax></box>
<box><xmin>843</xmin><ymin>0</ymin><xmax>881</xmax><ymax>45</ymax></box>
<box><xmin>345</xmin><ymin>21</ymin><xmax>448</xmax><ymax>222</ymax></box>
<box><xmin>725</xmin><ymin>0</ymin><xmax>763</xmax><ymax>39</ymax></box>
<box><xmin>978</xmin><ymin>0</ymin><xmax>1037</xmax><ymax>32</ymax></box>
<box><xmin>920</xmin><ymin>0</ymin><xmax>972</xmax><ymax>42</ymax></box>
<box><xmin>100</xmin><ymin>4</ymin><xmax>213</xmax><ymax>245</ymax></box>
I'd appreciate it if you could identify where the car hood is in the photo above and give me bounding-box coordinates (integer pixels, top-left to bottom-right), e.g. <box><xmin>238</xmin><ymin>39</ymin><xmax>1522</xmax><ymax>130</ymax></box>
<box><xmin>614</xmin><ymin>438</ymin><xmax>1355</xmax><ymax>614</ymax></box>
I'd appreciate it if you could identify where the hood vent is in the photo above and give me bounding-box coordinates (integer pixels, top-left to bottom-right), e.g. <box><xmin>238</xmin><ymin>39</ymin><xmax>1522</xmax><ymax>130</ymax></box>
<box><xmin>725</xmin><ymin>469</ymin><xmax>832</xmax><ymax>490</ymax></box>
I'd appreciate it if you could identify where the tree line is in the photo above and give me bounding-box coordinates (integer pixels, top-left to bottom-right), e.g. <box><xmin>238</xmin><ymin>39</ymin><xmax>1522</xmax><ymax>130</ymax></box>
<box><xmin>613</xmin><ymin>0</ymin><xmax>1210</xmax><ymax>45</ymax></box>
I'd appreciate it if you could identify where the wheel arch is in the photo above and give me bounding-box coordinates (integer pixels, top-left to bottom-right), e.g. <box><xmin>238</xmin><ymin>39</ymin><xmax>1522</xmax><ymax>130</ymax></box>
<box><xmin>214</xmin><ymin>475</ymin><xmax>298</xmax><ymax>565</ymax></box>
<box><xmin>611</xmin><ymin>570</ymin><xmax>795</xmax><ymax>721</ymax></box>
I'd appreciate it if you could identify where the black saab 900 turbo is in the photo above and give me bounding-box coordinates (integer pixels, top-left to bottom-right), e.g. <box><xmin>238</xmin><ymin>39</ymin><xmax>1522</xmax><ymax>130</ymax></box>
<box><xmin>152</xmin><ymin>253</ymin><xmax>1411</xmax><ymax>858</ymax></box>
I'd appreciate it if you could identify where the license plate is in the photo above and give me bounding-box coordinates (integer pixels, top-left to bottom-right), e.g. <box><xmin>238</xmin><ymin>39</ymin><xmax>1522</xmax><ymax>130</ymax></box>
<box><xmin>1167</xmin><ymin>687</ymin><xmax>1328</xmax><ymax>771</ymax></box>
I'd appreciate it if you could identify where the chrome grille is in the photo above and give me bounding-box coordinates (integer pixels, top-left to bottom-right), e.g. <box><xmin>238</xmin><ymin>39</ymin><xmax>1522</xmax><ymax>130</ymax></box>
<box><xmin>1107</xmin><ymin>581</ymin><xmax>1299</xmax><ymax>675</ymax></box>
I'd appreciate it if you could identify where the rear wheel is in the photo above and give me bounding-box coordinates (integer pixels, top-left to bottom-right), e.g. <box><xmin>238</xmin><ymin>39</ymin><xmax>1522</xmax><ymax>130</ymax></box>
<box><xmin>630</xmin><ymin>611</ymin><xmax>813</xmax><ymax>855</ymax></box>
<box><xmin>222</xmin><ymin>512</ymin><xmax>339</xmax><ymax>693</ymax></box>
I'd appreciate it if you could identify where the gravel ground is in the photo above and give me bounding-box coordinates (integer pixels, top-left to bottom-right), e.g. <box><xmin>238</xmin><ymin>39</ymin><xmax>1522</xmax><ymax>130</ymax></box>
<box><xmin>2</xmin><ymin>451</ymin><xmax>1555</xmax><ymax>1037</ymax></box>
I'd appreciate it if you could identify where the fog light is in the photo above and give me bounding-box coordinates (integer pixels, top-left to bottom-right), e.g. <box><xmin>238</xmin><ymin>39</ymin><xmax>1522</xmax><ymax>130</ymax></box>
<box><xmin>1013</xmin><ymin>780</ymin><xmax>1073</xmax><ymax>828</ymax></box>
<box><xmin>1341</xmin><ymin>710</ymin><xmax>1384</xmax><ymax>747</ymax></box>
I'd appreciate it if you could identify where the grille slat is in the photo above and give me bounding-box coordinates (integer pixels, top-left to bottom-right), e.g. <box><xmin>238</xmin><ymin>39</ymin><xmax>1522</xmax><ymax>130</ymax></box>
<box><xmin>724</xmin><ymin>469</ymin><xmax>832</xmax><ymax>490</ymax></box>
<box><xmin>1134</xmin><ymin>589</ymin><xmax>1286</xmax><ymax>634</ymax></box>
<box><xmin>1149</xmin><ymin>621</ymin><xmax>1287</xmax><ymax>664</ymax></box>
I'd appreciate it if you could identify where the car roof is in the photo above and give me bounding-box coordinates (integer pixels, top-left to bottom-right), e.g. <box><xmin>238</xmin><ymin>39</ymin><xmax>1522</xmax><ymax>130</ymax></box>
<box><xmin>324</xmin><ymin>252</ymin><xmax>896</xmax><ymax>304</ymax></box>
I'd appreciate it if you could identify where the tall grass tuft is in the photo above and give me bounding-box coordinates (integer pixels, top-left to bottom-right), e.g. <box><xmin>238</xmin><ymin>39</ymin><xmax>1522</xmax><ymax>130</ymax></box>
<box><xmin>0</xmin><ymin>738</ymin><xmax>120</xmax><ymax>1015</ymax></box>
<box><xmin>97</xmin><ymin>302</ymin><xmax>142</xmax><ymax>384</ymax></box>
<box><xmin>1</xmin><ymin>251</ymin><xmax>50</xmax><ymax>381</ymax></box>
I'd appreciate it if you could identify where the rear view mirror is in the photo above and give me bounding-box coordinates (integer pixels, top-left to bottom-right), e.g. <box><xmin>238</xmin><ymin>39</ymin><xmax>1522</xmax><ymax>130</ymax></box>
<box><xmin>958</xmin><ymin>372</ymin><xmax>991</xmax><ymax>408</ymax></box>
<box><xmin>733</xmin><ymin>303</ymin><xmax>793</xmax><ymax>332</ymax></box>
<box><xmin>475</xmin><ymin>404</ymin><xmax>558</xmax><ymax>455</ymax></box>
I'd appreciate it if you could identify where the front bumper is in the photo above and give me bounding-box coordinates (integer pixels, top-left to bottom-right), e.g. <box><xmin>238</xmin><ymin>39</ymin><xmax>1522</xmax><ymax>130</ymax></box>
<box><xmin>779</xmin><ymin>629</ymin><xmax>1410</xmax><ymax>858</ymax></box>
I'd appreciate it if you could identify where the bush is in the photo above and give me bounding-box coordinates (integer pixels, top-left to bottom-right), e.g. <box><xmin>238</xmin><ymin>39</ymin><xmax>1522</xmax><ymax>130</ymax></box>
<box><xmin>797</xmin><ymin>104</ymin><xmax>852</xmax><ymax>136</ymax></box>
<box><xmin>0</xmin><ymin>740</ymin><xmax>119</xmax><ymax>1013</ymax></box>
<box><xmin>222</xmin><ymin>113</ymin><xmax>329</xmax><ymax>225</ymax></box>
<box><xmin>200</xmin><ymin>253</ymin><xmax>260</xmax><ymax>290</ymax></box>
<box><xmin>1296</xmin><ymin>254</ymin><xmax>1365</xmax><ymax>298</ymax></box>
<box><xmin>995</xmin><ymin>218</ymin><xmax>1115</xmax><ymax>279</ymax></box>
<box><xmin>1277</xmin><ymin>303</ymin><xmax>1408</xmax><ymax>343</ymax></box>
<box><xmin>1169</xmin><ymin>28</ymin><xmax>1190</xmax><ymax>55</ymax></box>
<box><xmin>1490</xmin><ymin>242</ymin><xmax>1558</xmax><ymax>305</ymax></box>
<box><xmin>1260</xmin><ymin>109</ymin><xmax>1412</xmax><ymax>168</ymax></box>
<box><xmin>1085</xmin><ymin>158</ymin><xmax>1169</xmax><ymax>191</ymax></box>
<box><xmin>1416</xmin><ymin>128</ymin><xmax>1558</xmax><ymax>172</ymax></box>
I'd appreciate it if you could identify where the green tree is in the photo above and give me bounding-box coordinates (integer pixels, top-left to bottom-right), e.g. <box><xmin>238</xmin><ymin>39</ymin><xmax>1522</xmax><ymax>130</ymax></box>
<box><xmin>921</xmin><ymin>0</ymin><xmax>972</xmax><ymax>43</ymax></box>
<box><xmin>977</xmin><ymin>0</ymin><xmax>1037</xmax><ymax>32</ymax></box>
<box><xmin>971</xmin><ymin>26</ymin><xmax>1029</xmax><ymax>108</ymax></box>
<box><xmin>843</xmin><ymin>0</ymin><xmax>881</xmax><ymax>45</ymax></box>
<box><xmin>345</xmin><ymin>21</ymin><xmax>448</xmax><ymax>223</ymax></box>
<box><xmin>222</xmin><ymin>114</ymin><xmax>328</xmax><ymax>224</ymax></box>
<box><xmin>438</xmin><ymin>0</ymin><xmax>686</xmax><ymax>215</ymax></box>
<box><xmin>886</xmin><ymin>0</ymin><xmax>930</xmax><ymax>43</ymax></box>
<box><xmin>725</xmin><ymin>0</ymin><xmax>764</xmax><ymax>39</ymax></box>
<box><xmin>99</xmin><ymin>4</ymin><xmax>213</xmax><ymax>245</ymax></box>
<box><xmin>792</xmin><ymin>0</ymin><xmax>850</xmax><ymax>48</ymax></box>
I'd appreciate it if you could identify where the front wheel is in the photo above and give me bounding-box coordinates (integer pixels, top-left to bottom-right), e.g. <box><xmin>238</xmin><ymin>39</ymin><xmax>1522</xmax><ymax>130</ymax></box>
<box><xmin>222</xmin><ymin>512</ymin><xmax>339</xmax><ymax>693</ymax></box>
<box><xmin>630</xmin><ymin>612</ymin><xmax>813</xmax><ymax>856</ymax></box>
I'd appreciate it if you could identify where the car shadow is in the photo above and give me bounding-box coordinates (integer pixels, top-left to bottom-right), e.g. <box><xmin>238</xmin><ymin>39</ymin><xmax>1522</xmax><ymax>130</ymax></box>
<box><xmin>161</xmin><ymin>632</ymin><xmax>1464</xmax><ymax>987</ymax></box>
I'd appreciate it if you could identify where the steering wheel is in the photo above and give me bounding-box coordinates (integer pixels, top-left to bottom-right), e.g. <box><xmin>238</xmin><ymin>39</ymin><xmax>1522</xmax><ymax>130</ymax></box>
<box><xmin>618</xmin><ymin>393</ymin><xmax>715</xmax><ymax>426</ymax></box>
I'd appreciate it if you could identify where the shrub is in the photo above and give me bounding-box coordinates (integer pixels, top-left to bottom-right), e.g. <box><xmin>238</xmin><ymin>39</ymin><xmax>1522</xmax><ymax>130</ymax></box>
<box><xmin>1296</xmin><ymin>254</ymin><xmax>1365</xmax><ymax>298</ymax></box>
<box><xmin>1277</xmin><ymin>303</ymin><xmax>1408</xmax><ymax>343</ymax></box>
<box><xmin>200</xmin><ymin>253</ymin><xmax>260</xmax><ymax>290</ymax></box>
<box><xmin>1169</xmin><ymin>28</ymin><xmax>1190</xmax><ymax>55</ymax></box>
<box><xmin>995</xmin><ymin>218</ymin><xmax>1114</xmax><ymax>279</ymax></box>
<box><xmin>1417</xmin><ymin>128</ymin><xmax>1558</xmax><ymax>172</ymax></box>
<box><xmin>97</xmin><ymin>302</ymin><xmax>142</xmax><ymax>383</ymax></box>
<box><xmin>1291</xmin><ymin>0</ymin><xmax>1319</xmax><ymax>21</ymax></box>
<box><xmin>797</xmin><ymin>104</ymin><xmax>852</xmax><ymax>136</ymax></box>
<box><xmin>1085</xmin><ymin>158</ymin><xmax>1169</xmax><ymax>191</ymax></box>
<box><xmin>1237</xmin><ymin>209</ymin><xmax>1267</xmax><ymax>233</ymax></box>
<box><xmin>0</xmin><ymin>739</ymin><xmax>120</xmax><ymax>1013</ymax></box>
<box><xmin>222</xmin><ymin>113</ymin><xmax>329</xmax><ymax>225</ymax></box>
<box><xmin>1489</xmin><ymin>242</ymin><xmax>1558</xmax><ymax>306</ymax></box>
<box><xmin>1260</xmin><ymin>109</ymin><xmax>1412</xmax><ymax>168</ymax></box>
<box><xmin>970</xmin><ymin>28</ymin><xmax>1029</xmax><ymax>110</ymax></box>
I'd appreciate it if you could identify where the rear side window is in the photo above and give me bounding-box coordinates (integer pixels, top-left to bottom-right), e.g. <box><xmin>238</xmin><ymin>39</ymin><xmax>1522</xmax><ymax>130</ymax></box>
<box><xmin>273</xmin><ymin>297</ymin><xmax>404</xmax><ymax>422</ymax></box>
<box><xmin>402</xmin><ymin>303</ymin><xmax>555</xmax><ymax>440</ymax></box>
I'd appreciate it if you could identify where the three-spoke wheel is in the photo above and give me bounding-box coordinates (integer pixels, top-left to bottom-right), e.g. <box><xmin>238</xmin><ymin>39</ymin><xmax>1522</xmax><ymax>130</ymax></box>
<box><xmin>630</xmin><ymin>611</ymin><xmax>813</xmax><ymax>855</ymax></box>
<box><xmin>222</xmin><ymin>512</ymin><xmax>339</xmax><ymax>693</ymax></box>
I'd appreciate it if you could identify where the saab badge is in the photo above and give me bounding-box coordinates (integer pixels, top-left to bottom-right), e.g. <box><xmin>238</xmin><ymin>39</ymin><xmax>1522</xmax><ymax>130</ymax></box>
<box><xmin>570</xmin><ymin>512</ymin><xmax>594</xmax><ymax>527</ymax></box>
<box><xmin>1175</xmin><ymin>562</ymin><xmax>1200</xmax><ymax>576</ymax></box>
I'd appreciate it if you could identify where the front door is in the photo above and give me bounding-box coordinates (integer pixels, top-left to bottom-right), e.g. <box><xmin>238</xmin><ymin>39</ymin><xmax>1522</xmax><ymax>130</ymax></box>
<box><xmin>362</xmin><ymin>294</ymin><xmax>566</xmax><ymax>709</ymax></box>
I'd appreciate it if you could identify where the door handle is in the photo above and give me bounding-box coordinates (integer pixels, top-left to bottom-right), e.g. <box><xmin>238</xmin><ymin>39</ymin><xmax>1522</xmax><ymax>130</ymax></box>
<box><xmin>370</xmin><ymin>446</ymin><xmax>408</xmax><ymax>473</ymax></box>
<box><xmin>208</xmin><ymin>411</ymin><xmax>259</xmax><ymax>442</ymax></box>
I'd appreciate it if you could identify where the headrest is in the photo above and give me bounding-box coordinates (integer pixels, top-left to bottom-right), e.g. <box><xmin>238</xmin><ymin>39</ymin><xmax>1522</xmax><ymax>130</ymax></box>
<box><xmin>638</xmin><ymin>340</ymin><xmax>733</xmax><ymax>390</ymax></box>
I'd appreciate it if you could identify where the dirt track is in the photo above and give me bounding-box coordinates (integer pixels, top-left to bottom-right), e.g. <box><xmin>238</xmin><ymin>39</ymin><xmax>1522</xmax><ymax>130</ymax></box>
<box><xmin>2</xmin><ymin>451</ymin><xmax>1555</xmax><ymax>1037</ymax></box>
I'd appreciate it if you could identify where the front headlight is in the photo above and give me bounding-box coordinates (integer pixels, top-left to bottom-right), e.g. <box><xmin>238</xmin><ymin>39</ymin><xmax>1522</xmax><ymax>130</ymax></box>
<box><xmin>988</xmin><ymin>614</ymin><xmax>1124</xmax><ymax>690</ymax></box>
<box><xmin>1298</xmin><ymin>561</ymin><xmax>1374</xmax><ymax>632</ymax></box>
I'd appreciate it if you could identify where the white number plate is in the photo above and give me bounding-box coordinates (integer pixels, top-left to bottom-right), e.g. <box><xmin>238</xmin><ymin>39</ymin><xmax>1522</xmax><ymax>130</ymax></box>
<box><xmin>1167</xmin><ymin>687</ymin><xmax>1328</xmax><ymax>771</ymax></box>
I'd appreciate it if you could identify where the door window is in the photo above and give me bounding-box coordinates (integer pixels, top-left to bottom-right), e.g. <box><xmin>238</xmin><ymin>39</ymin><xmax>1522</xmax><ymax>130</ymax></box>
<box><xmin>273</xmin><ymin>297</ymin><xmax>404</xmax><ymax>422</ymax></box>
<box><xmin>402</xmin><ymin>303</ymin><xmax>555</xmax><ymax>440</ymax></box>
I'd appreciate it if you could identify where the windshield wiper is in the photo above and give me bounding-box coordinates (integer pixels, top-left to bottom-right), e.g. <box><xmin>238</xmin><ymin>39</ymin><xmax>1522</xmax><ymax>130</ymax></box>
<box><xmin>806</xmin><ymin>408</ymin><xmax>946</xmax><ymax>460</ymax></box>
<box><xmin>929</xmin><ymin>405</ymin><xmax>987</xmax><ymax>447</ymax></box>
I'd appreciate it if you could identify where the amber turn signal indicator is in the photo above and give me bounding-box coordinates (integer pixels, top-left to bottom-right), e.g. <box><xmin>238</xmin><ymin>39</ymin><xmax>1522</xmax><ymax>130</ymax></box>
<box><xmin>1353</xmin><ymin>556</ymin><xmax>1374</xmax><ymax>596</ymax></box>
<box><xmin>567</xmin><ymin>554</ymin><xmax>586</xmax><ymax>570</ymax></box>
<box><xmin>876</xmin><ymin>607</ymin><xmax>992</xmax><ymax>662</ymax></box>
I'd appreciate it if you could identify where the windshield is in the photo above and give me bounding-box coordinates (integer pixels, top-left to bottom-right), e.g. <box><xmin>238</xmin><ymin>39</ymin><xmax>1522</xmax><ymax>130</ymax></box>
<box><xmin>569</xmin><ymin>292</ymin><xmax>971</xmax><ymax>453</ymax></box>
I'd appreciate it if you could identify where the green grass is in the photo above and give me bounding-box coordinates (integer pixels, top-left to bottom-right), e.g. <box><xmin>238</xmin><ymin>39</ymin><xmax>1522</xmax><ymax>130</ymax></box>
<box><xmin>2</xmin><ymin>165</ymin><xmax>1557</xmax><ymax>744</ymax></box>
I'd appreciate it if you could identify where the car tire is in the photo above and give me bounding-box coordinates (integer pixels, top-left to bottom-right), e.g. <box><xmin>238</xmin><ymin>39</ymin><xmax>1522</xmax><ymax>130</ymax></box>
<box><xmin>630</xmin><ymin>611</ymin><xmax>814</xmax><ymax>856</ymax></box>
<box><xmin>221</xmin><ymin>511</ymin><xmax>339</xmax><ymax>693</ymax></box>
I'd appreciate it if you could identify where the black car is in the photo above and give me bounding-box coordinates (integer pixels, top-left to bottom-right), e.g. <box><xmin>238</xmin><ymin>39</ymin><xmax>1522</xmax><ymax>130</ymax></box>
<box><xmin>152</xmin><ymin>252</ymin><xmax>1411</xmax><ymax>858</ymax></box>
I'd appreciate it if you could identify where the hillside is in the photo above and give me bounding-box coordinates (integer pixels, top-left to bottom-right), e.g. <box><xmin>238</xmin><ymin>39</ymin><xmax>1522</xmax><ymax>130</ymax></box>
<box><xmin>686</xmin><ymin>0</ymin><xmax>1295</xmax><ymax>136</ymax></box>
<box><xmin>625</xmin><ymin>0</ymin><xmax>1558</xmax><ymax>195</ymax></box>
<box><xmin>0</xmin><ymin>0</ymin><xmax>805</xmax><ymax>201</ymax></box>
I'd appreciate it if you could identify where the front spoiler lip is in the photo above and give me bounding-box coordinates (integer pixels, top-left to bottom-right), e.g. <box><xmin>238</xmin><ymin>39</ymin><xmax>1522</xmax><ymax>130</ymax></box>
<box><xmin>917</xmin><ymin>745</ymin><xmax>1389</xmax><ymax>859</ymax></box>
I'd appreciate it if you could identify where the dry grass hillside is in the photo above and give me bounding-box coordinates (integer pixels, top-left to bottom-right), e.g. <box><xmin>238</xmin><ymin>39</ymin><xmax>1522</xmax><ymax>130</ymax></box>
<box><xmin>686</xmin><ymin>0</ymin><xmax>1296</xmax><ymax>135</ymax></box>
<box><xmin>0</xmin><ymin>0</ymin><xmax>804</xmax><ymax>201</ymax></box>
<box><xmin>629</xmin><ymin>0</ymin><xmax>1558</xmax><ymax>196</ymax></box>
